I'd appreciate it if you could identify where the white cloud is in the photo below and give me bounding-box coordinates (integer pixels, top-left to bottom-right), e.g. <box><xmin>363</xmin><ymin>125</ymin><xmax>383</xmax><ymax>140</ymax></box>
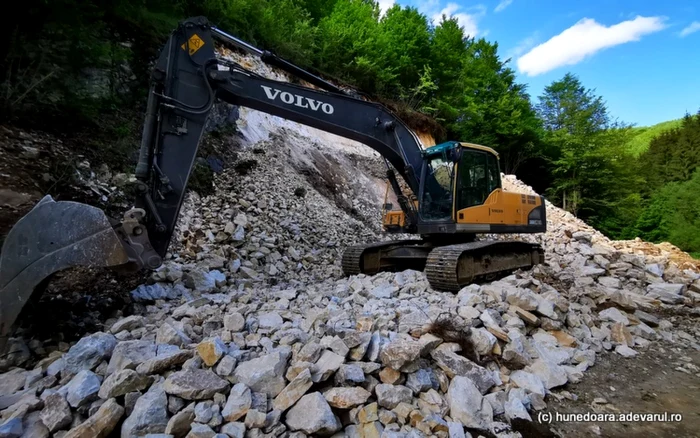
<box><xmin>505</xmin><ymin>32</ymin><xmax>539</xmax><ymax>60</ymax></box>
<box><xmin>516</xmin><ymin>16</ymin><xmax>667</xmax><ymax>76</ymax></box>
<box><xmin>494</xmin><ymin>0</ymin><xmax>512</xmax><ymax>13</ymax></box>
<box><xmin>424</xmin><ymin>2</ymin><xmax>486</xmax><ymax>37</ymax></box>
<box><xmin>680</xmin><ymin>21</ymin><xmax>700</xmax><ymax>37</ymax></box>
<box><xmin>378</xmin><ymin>0</ymin><xmax>396</xmax><ymax>17</ymax></box>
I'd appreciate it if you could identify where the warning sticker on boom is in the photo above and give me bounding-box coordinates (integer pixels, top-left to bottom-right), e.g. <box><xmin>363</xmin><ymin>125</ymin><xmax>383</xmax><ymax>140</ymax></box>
<box><xmin>181</xmin><ymin>34</ymin><xmax>205</xmax><ymax>55</ymax></box>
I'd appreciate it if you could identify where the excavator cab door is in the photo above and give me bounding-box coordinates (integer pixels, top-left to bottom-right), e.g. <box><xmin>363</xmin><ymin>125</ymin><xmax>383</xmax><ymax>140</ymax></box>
<box><xmin>418</xmin><ymin>152</ymin><xmax>455</xmax><ymax>222</ymax></box>
<box><xmin>455</xmin><ymin>148</ymin><xmax>501</xmax><ymax>211</ymax></box>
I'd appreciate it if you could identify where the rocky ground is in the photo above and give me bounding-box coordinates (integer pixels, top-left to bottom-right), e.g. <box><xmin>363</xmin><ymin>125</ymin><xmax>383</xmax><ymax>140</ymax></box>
<box><xmin>1</xmin><ymin>50</ymin><xmax>699</xmax><ymax>438</ymax></box>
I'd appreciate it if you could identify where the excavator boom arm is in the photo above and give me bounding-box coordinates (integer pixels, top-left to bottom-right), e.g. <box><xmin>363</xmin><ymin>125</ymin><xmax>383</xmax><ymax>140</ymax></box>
<box><xmin>135</xmin><ymin>16</ymin><xmax>426</xmax><ymax>264</ymax></box>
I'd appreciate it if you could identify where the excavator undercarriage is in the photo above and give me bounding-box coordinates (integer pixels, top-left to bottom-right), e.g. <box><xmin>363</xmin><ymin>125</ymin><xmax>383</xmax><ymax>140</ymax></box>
<box><xmin>342</xmin><ymin>239</ymin><xmax>544</xmax><ymax>291</ymax></box>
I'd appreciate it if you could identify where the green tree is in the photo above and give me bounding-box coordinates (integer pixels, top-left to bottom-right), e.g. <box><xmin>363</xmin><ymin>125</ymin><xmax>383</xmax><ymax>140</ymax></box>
<box><xmin>377</xmin><ymin>5</ymin><xmax>431</xmax><ymax>97</ymax></box>
<box><xmin>1</xmin><ymin>0</ymin><xmax>180</xmax><ymax>123</ymax></box>
<box><xmin>638</xmin><ymin>111</ymin><xmax>700</xmax><ymax>195</ymax></box>
<box><xmin>190</xmin><ymin>0</ymin><xmax>317</xmax><ymax>67</ymax></box>
<box><xmin>634</xmin><ymin>169</ymin><xmax>700</xmax><ymax>255</ymax></box>
<box><xmin>427</xmin><ymin>16</ymin><xmax>468</xmax><ymax>127</ymax></box>
<box><xmin>536</xmin><ymin>73</ymin><xmax>609</xmax><ymax>135</ymax></box>
<box><xmin>297</xmin><ymin>0</ymin><xmax>341</xmax><ymax>23</ymax></box>
<box><xmin>534</xmin><ymin>72</ymin><xmax>647</xmax><ymax>237</ymax></box>
<box><xmin>434</xmin><ymin>36</ymin><xmax>542</xmax><ymax>174</ymax></box>
<box><xmin>536</xmin><ymin>73</ymin><xmax>613</xmax><ymax>216</ymax></box>
<box><xmin>315</xmin><ymin>0</ymin><xmax>391</xmax><ymax>92</ymax></box>
<box><xmin>429</xmin><ymin>16</ymin><xmax>468</xmax><ymax>98</ymax></box>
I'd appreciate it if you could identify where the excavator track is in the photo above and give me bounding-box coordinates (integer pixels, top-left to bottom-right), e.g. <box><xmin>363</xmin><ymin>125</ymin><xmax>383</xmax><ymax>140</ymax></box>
<box><xmin>342</xmin><ymin>240</ymin><xmax>433</xmax><ymax>276</ymax></box>
<box><xmin>342</xmin><ymin>239</ymin><xmax>544</xmax><ymax>292</ymax></box>
<box><xmin>340</xmin><ymin>245</ymin><xmax>368</xmax><ymax>276</ymax></box>
<box><xmin>425</xmin><ymin>240</ymin><xmax>544</xmax><ymax>292</ymax></box>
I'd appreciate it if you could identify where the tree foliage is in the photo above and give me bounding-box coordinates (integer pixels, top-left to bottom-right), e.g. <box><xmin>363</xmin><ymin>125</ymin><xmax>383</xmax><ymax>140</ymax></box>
<box><xmin>634</xmin><ymin>169</ymin><xmax>700</xmax><ymax>254</ymax></box>
<box><xmin>624</xmin><ymin>118</ymin><xmax>683</xmax><ymax>156</ymax></box>
<box><xmin>627</xmin><ymin>111</ymin><xmax>700</xmax><ymax>254</ymax></box>
<box><xmin>533</xmin><ymin>73</ymin><xmax>657</xmax><ymax>241</ymax></box>
<box><xmin>536</xmin><ymin>74</ymin><xmax>628</xmax><ymax>217</ymax></box>
<box><xmin>2</xmin><ymin>0</ymin><xmax>543</xmax><ymax>170</ymax></box>
<box><xmin>638</xmin><ymin>112</ymin><xmax>700</xmax><ymax>194</ymax></box>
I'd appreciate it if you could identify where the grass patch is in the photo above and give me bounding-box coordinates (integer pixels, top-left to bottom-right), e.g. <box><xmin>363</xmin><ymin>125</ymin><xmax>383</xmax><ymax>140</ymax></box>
<box><xmin>625</xmin><ymin>119</ymin><xmax>683</xmax><ymax>156</ymax></box>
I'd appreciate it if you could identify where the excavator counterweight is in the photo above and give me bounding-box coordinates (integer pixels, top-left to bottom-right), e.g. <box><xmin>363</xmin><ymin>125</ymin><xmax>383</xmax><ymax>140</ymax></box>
<box><xmin>0</xmin><ymin>16</ymin><xmax>546</xmax><ymax>352</ymax></box>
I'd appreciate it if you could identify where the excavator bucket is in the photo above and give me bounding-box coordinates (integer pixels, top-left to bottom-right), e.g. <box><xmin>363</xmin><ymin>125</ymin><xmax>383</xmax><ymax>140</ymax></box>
<box><xmin>0</xmin><ymin>195</ymin><xmax>129</xmax><ymax>351</ymax></box>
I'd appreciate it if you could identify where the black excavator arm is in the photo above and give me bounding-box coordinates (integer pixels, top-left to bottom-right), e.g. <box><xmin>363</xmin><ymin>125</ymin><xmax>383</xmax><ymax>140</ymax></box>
<box><xmin>0</xmin><ymin>16</ymin><xmax>429</xmax><ymax>347</ymax></box>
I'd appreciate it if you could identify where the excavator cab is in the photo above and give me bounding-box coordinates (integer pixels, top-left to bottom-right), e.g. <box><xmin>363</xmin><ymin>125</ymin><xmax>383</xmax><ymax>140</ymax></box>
<box><xmin>382</xmin><ymin>141</ymin><xmax>546</xmax><ymax>236</ymax></box>
<box><xmin>419</xmin><ymin>141</ymin><xmax>503</xmax><ymax>223</ymax></box>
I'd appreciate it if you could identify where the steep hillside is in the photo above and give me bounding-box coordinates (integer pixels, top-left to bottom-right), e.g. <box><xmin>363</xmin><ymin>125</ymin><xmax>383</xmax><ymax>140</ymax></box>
<box><xmin>626</xmin><ymin>119</ymin><xmax>683</xmax><ymax>156</ymax></box>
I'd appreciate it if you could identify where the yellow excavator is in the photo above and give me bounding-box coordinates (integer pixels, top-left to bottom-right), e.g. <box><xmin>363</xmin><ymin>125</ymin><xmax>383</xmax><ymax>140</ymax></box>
<box><xmin>0</xmin><ymin>17</ymin><xmax>546</xmax><ymax>350</ymax></box>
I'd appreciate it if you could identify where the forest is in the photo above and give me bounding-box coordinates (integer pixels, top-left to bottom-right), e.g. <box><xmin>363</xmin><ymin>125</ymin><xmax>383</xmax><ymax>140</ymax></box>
<box><xmin>2</xmin><ymin>0</ymin><xmax>699</xmax><ymax>256</ymax></box>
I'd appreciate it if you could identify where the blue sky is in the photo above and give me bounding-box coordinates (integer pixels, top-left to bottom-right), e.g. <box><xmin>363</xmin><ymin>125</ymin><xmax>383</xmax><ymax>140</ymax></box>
<box><xmin>381</xmin><ymin>0</ymin><xmax>700</xmax><ymax>126</ymax></box>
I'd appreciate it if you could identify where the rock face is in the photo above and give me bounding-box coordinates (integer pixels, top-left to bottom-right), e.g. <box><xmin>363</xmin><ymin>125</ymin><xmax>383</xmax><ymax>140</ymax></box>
<box><xmin>1</xmin><ymin>50</ymin><xmax>698</xmax><ymax>438</ymax></box>
<box><xmin>222</xmin><ymin>383</ymin><xmax>252</xmax><ymax>421</ymax></box>
<box><xmin>63</xmin><ymin>332</ymin><xmax>117</xmax><ymax>374</ymax></box>
<box><xmin>374</xmin><ymin>384</ymin><xmax>412</xmax><ymax>409</ymax></box>
<box><xmin>379</xmin><ymin>337</ymin><xmax>421</xmax><ymax>371</ymax></box>
<box><xmin>109</xmin><ymin>315</ymin><xmax>144</xmax><ymax>334</ymax></box>
<box><xmin>273</xmin><ymin>368</ymin><xmax>313</xmax><ymax>412</ymax></box>
<box><xmin>64</xmin><ymin>398</ymin><xmax>124</xmax><ymax>438</ymax></box>
<box><xmin>165</xmin><ymin>403</ymin><xmax>195</xmax><ymax>437</ymax></box>
<box><xmin>447</xmin><ymin>376</ymin><xmax>486</xmax><ymax>429</ymax></box>
<box><xmin>510</xmin><ymin>370</ymin><xmax>545</xmax><ymax>396</ymax></box>
<box><xmin>60</xmin><ymin>370</ymin><xmax>101</xmax><ymax>408</ymax></box>
<box><xmin>136</xmin><ymin>348</ymin><xmax>192</xmax><ymax>375</ymax></box>
<box><xmin>430</xmin><ymin>347</ymin><xmax>497</xmax><ymax>394</ymax></box>
<box><xmin>196</xmin><ymin>337</ymin><xmax>227</xmax><ymax>366</ymax></box>
<box><xmin>224</xmin><ymin>312</ymin><xmax>246</xmax><ymax>332</ymax></box>
<box><xmin>323</xmin><ymin>387</ymin><xmax>371</xmax><ymax>409</ymax></box>
<box><xmin>40</xmin><ymin>393</ymin><xmax>72</xmax><ymax>432</ymax></box>
<box><xmin>107</xmin><ymin>340</ymin><xmax>157</xmax><ymax>374</ymax></box>
<box><xmin>98</xmin><ymin>369</ymin><xmax>151</xmax><ymax>399</ymax></box>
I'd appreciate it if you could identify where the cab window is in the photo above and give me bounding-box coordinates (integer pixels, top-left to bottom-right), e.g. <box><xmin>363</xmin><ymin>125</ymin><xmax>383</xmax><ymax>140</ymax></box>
<box><xmin>420</xmin><ymin>155</ymin><xmax>454</xmax><ymax>221</ymax></box>
<box><xmin>455</xmin><ymin>149</ymin><xmax>501</xmax><ymax>210</ymax></box>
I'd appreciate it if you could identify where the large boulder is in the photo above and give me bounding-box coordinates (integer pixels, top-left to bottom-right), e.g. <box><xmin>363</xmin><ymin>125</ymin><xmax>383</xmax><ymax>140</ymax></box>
<box><xmin>63</xmin><ymin>333</ymin><xmax>117</xmax><ymax>374</ymax></box>
<box><xmin>285</xmin><ymin>392</ymin><xmax>341</xmax><ymax>436</ymax></box>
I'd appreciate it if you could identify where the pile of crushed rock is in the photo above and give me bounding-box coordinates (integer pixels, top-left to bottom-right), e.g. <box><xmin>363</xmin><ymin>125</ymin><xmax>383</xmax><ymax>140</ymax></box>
<box><xmin>164</xmin><ymin>133</ymin><xmax>402</xmax><ymax>290</ymax></box>
<box><xmin>1</xmin><ymin>157</ymin><xmax>699</xmax><ymax>437</ymax></box>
